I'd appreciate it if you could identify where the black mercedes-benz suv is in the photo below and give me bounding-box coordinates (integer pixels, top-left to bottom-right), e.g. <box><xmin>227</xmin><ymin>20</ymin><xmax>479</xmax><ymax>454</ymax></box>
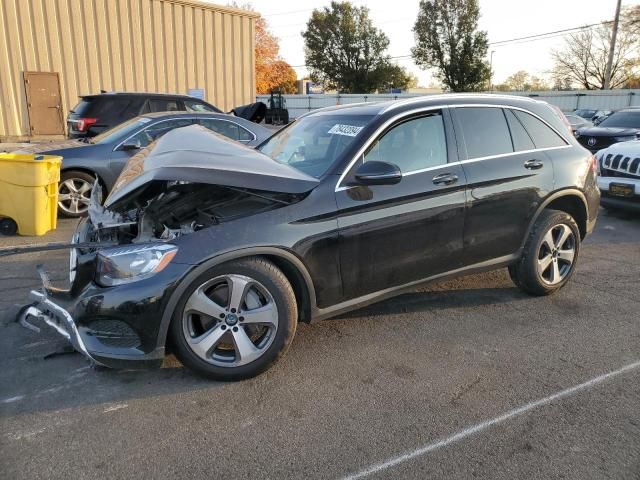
<box><xmin>23</xmin><ymin>94</ymin><xmax>600</xmax><ymax>380</ymax></box>
<box><xmin>575</xmin><ymin>108</ymin><xmax>640</xmax><ymax>153</ymax></box>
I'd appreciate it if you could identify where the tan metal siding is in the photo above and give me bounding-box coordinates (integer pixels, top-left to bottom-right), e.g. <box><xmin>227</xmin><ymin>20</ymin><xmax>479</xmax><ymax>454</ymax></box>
<box><xmin>0</xmin><ymin>0</ymin><xmax>257</xmax><ymax>139</ymax></box>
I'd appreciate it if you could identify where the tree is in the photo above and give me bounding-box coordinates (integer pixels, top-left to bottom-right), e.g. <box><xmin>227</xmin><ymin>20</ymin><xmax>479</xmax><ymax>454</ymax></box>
<box><xmin>412</xmin><ymin>0</ymin><xmax>490</xmax><ymax>92</ymax></box>
<box><xmin>302</xmin><ymin>1</ymin><xmax>412</xmax><ymax>92</ymax></box>
<box><xmin>551</xmin><ymin>14</ymin><xmax>639</xmax><ymax>90</ymax></box>
<box><xmin>495</xmin><ymin>71</ymin><xmax>550</xmax><ymax>91</ymax></box>
<box><xmin>231</xmin><ymin>3</ymin><xmax>298</xmax><ymax>94</ymax></box>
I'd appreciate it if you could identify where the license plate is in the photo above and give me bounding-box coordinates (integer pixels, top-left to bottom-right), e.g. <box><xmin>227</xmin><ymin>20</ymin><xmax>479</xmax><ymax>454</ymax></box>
<box><xmin>609</xmin><ymin>183</ymin><xmax>635</xmax><ymax>197</ymax></box>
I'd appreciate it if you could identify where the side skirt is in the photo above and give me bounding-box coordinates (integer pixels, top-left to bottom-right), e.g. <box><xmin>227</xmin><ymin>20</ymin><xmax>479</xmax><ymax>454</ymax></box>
<box><xmin>311</xmin><ymin>253</ymin><xmax>520</xmax><ymax>322</ymax></box>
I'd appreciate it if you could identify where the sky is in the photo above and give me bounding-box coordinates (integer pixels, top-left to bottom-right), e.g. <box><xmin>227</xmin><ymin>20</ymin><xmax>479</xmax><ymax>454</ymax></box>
<box><xmin>236</xmin><ymin>0</ymin><xmax>638</xmax><ymax>87</ymax></box>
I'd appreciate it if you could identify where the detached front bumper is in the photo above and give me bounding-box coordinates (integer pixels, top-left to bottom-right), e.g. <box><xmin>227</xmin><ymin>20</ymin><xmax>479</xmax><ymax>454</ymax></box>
<box><xmin>22</xmin><ymin>262</ymin><xmax>192</xmax><ymax>369</ymax></box>
<box><xmin>25</xmin><ymin>289</ymin><xmax>99</xmax><ymax>364</ymax></box>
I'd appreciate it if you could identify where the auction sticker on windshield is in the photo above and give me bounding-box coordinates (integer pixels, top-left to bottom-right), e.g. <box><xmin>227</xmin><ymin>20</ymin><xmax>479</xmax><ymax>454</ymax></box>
<box><xmin>328</xmin><ymin>124</ymin><xmax>364</xmax><ymax>137</ymax></box>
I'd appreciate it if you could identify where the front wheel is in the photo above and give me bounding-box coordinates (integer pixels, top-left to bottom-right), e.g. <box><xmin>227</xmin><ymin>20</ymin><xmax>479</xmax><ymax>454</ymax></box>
<box><xmin>510</xmin><ymin>209</ymin><xmax>581</xmax><ymax>296</ymax></box>
<box><xmin>170</xmin><ymin>257</ymin><xmax>297</xmax><ymax>380</ymax></box>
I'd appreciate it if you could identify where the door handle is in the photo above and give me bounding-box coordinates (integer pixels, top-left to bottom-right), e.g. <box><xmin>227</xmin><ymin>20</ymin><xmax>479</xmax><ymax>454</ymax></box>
<box><xmin>524</xmin><ymin>159</ymin><xmax>544</xmax><ymax>170</ymax></box>
<box><xmin>432</xmin><ymin>173</ymin><xmax>458</xmax><ymax>186</ymax></box>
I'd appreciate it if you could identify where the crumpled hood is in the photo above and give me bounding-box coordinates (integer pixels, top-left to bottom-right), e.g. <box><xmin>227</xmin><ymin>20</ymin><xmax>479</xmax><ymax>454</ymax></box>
<box><xmin>105</xmin><ymin>125</ymin><xmax>319</xmax><ymax>207</ymax></box>
<box><xmin>577</xmin><ymin>126</ymin><xmax>640</xmax><ymax>137</ymax></box>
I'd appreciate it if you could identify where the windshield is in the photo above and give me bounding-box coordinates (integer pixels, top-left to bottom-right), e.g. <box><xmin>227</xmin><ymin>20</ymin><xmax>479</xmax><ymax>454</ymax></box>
<box><xmin>598</xmin><ymin>111</ymin><xmax>640</xmax><ymax>129</ymax></box>
<box><xmin>257</xmin><ymin>114</ymin><xmax>373</xmax><ymax>178</ymax></box>
<box><xmin>89</xmin><ymin>117</ymin><xmax>153</xmax><ymax>144</ymax></box>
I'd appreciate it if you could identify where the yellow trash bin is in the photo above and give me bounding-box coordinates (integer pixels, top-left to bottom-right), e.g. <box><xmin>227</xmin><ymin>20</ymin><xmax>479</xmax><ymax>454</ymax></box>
<box><xmin>0</xmin><ymin>153</ymin><xmax>62</xmax><ymax>236</ymax></box>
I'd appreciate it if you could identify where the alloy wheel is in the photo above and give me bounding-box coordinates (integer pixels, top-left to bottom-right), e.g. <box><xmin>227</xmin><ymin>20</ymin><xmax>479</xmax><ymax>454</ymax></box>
<box><xmin>58</xmin><ymin>178</ymin><xmax>92</xmax><ymax>215</ymax></box>
<box><xmin>182</xmin><ymin>274</ymin><xmax>279</xmax><ymax>367</ymax></box>
<box><xmin>536</xmin><ymin>224</ymin><xmax>576</xmax><ymax>285</ymax></box>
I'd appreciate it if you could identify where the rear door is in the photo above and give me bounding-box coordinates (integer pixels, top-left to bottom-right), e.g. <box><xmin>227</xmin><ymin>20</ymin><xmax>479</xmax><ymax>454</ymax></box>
<box><xmin>336</xmin><ymin>108</ymin><xmax>467</xmax><ymax>300</ymax></box>
<box><xmin>451</xmin><ymin>106</ymin><xmax>566</xmax><ymax>265</ymax></box>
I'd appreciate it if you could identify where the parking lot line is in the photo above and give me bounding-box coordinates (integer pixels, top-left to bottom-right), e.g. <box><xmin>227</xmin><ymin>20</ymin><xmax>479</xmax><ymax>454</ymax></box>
<box><xmin>341</xmin><ymin>359</ymin><xmax>640</xmax><ymax>480</ymax></box>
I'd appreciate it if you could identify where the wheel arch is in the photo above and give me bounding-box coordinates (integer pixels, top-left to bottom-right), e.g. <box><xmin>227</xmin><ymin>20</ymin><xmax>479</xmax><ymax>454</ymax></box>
<box><xmin>157</xmin><ymin>247</ymin><xmax>317</xmax><ymax>351</ymax></box>
<box><xmin>521</xmin><ymin>189</ymin><xmax>589</xmax><ymax>251</ymax></box>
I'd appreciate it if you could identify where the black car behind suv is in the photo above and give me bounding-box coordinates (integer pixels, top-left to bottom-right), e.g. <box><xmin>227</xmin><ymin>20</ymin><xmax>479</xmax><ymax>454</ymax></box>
<box><xmin>575</xmin><ymin>108</ymin><xmax>640</xmax><ymax>153</ymax></box>
<box><xmin>67</xmin><ymin>92</ymin><xmax>222</xmax><ymax>138</ymax></box>
<box><xmin>25</xmin><ymin>94</ymin><xmax>600</xmax><ymax>380</ymax></box>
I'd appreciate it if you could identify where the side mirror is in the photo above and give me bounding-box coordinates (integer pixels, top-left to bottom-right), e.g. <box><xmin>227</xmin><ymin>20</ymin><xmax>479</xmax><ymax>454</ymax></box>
<box><xmin>350</xmin><ymin>161</ymin><xmax>402</xmax><ymax>186</ymax></box>
<box><xmin>121</xmin><ymin>139</ymin><xmax>141</xmax><ymax>151</ymax></box>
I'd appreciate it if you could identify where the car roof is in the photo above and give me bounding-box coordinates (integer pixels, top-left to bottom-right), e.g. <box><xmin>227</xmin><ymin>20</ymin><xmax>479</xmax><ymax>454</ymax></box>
<box><xmin>140</xmin><ymin>111</ymin><xmax>235</xmax><ymax>119</ymax></box>
<box><xmin>303</xmin><ymin>93</ymin><xmax>544</xmax><ymax>118</ymax></box>
<box><xmin>80</xmin><ymin>92</ymin><xmax>209</xmax><ymax>100</ymax></box>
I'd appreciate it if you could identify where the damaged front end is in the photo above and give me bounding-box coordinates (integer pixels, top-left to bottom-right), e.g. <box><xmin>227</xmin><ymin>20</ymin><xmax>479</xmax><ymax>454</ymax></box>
<box><xmin>22</xmin><ymin>125</ymin><xmax>318</xmax><ymax>368</ymax></box>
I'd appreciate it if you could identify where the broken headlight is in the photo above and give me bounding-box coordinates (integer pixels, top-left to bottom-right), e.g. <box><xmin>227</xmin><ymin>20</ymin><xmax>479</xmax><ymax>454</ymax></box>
<box><xmin>96</xmin><ymin>244</ymin><xmax>178</xmax><ymax>286</ymax></box>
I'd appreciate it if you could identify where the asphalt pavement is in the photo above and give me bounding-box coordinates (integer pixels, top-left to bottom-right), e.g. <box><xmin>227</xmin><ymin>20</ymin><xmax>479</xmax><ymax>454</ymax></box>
<box><xmin>1</xmin><ymin>209</ymin><xmax>639</xmax><ymax>479</ymax></box>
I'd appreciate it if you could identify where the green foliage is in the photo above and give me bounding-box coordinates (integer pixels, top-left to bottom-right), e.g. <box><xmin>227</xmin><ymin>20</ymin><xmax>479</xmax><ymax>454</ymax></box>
<box><xmin>412</xmin><ymin>0</ymin><xmax>490</xmax><ymax>92</ymax></box>
<box><xmin>302</xmin><ymin>1</ymin><xmax>412</xmax><ymax>93</ymax></box>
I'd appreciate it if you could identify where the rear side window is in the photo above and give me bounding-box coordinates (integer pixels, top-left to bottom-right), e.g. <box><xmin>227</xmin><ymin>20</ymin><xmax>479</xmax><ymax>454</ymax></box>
<box><xmin>456</xmin><ymin>107</ymin><xmax>513</xmax><ymax>158</ymax></box>
<box><xmin>148</xmin><ymin>98</ymin><xmax>182</xmax><ymax>112</ymax></box>
<box><xmin>200</xmin><ymin>119</ymin><xmax>254</xmax><ymax>141</ymax></box>
<box><xmin>512</xmin><ymin>110</ymin><xmax>567</xmax><ymax>148</ymax></box>
<box><xmin>504</xmin><ymin>109</ymin><xmax>535</xmax><ymax>151</ymax></box>
<box><xmin>72</xmin><ymin>97</ymin><xmax>141</xmax><ymax>120</ymax></box>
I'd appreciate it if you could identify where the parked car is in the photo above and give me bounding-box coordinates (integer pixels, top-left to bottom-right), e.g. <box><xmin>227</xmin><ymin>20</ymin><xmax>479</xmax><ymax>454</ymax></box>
<box><xmin>596</xmin><ymin>139</ymin><xmax>640</xmax><ymax>211</ymax></box>
<box><xmin>564</xmin><ymin>113</ymin><xmax>592</xmax><ymax>134</ymax></box>
<box><xmin>16</xmin><ymin>112</ymin><xmax>271</xmax><ymax>217</ymax></box>
<box><xmin>575</xmin><ymin>108</ymin><xmax>640</xmax><ymax>153</ymax></box>
<box><xmin>24</xmin><ymin>94</ymin><xmax>599</xmax><ymax>380</ymax></box>
<box><xmin>573</xmin><ymin>108</ymin><xmax>612</xmax><ymax>124</ymax></box>
<box><xmin>67</xmin><ymin>92</ymin><xmax>222</xmax><ymax>138</ymax></box>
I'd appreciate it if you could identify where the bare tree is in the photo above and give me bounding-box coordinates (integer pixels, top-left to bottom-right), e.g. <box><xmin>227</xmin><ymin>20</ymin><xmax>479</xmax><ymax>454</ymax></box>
<box><xmin>551</xmin><ymin>21</ymin><xmax>639</xmax><ymax>90</ymax></box>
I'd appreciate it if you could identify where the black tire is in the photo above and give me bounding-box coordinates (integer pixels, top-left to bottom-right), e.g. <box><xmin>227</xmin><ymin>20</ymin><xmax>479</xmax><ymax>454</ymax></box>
<box><xmin>0</xmin><ymin>218</ymin><xmax>18</xmax><ymax>236</ymax></box>
<box><xmin>58</xmin><ymin>170</ymin><xmax>96</xmax><ymax>218</ymax></box>
<box><xmin>510</xmin><ymin>209</ymin><xmax>581</xmax><ymax>296</ymax></box>
<box><xmin>170</xmin><ymin>257</ymin><xmax>297</xmax><ymax>380</ymax></box>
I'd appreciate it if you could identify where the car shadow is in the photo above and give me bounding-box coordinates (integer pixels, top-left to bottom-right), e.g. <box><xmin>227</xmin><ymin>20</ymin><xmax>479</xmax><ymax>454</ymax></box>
<box><xmin>0</xmin><ymin>271</ymin><xmax>521</xmax><ymax>418</ymax></box>
<box><xmin>333</xmin><ymin>285</ymin><xmax>527</xmax><ymax>320</ymax></box>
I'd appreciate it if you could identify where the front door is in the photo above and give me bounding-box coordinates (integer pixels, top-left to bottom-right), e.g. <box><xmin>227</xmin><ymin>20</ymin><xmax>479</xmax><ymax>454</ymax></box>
<box><xmin>336</xmin><ymin>109</ymin><xmax>467</xmax><ymax>300</ymax></box>
<box><xmin>24</xmin><ymin>71</ymin><xmax>65</xmax><ymax>135</ymax></box>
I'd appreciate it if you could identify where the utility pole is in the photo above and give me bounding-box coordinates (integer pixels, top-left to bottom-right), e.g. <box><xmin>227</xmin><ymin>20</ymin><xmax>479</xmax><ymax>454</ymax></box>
<box><xmin>604</xmin><ymin>0</ymin><xmax>622</xmax><ymax>90</ymax></box>
<box><xmin>489</xmin><ymin>50</ymin><xmax>495</xmax><ymax>92</ymax></box>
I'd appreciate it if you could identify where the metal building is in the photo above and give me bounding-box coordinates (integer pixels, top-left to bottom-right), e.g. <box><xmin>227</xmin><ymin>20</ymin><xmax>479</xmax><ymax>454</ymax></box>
<box><xmin>0</xmin><ymin>0</ymin><xmax>257</xmax><ymax>141</ymax></box>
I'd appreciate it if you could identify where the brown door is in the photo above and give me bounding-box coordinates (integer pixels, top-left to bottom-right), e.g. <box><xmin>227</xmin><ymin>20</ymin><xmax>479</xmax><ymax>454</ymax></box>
<box><xmin>24</xmin><ymin>72</ymin><xmax>65</xmax><ymax>135</ymax></box>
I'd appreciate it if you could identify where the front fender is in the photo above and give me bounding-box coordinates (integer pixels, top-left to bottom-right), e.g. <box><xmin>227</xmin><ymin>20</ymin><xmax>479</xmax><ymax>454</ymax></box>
<box><xmin>156</xmin><ymin>247</ymin><xmax>317</xmax><ymax>350</ymax></box>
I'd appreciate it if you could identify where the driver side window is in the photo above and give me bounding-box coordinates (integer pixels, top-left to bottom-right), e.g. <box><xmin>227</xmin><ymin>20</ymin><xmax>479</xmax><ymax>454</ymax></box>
<box><xmin>363</xmin><ymin>112</ymin><xmax>447</xmax><ymax>173</ymax></box>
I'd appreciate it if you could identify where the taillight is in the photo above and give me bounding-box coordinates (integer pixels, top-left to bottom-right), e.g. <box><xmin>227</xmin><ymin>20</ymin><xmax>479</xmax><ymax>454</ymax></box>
<box><xmin>590</xmin><ymin>154</ymin><xmax>598</xmax><ymax>174</ymax></box>
<box><xmin>551</xmin><ymin>105</ymin><xmax>573</xmax><ymax>135</ymax></box>
<box><xmin>76</xmin><ymin>117</ymin><xmax>97</xmax><ymax>132</ymax></box>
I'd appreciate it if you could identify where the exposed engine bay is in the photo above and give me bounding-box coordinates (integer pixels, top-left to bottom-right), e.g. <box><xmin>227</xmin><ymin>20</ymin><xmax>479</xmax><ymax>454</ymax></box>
<box><xmin>84</xmin><ymin>181</ymin><xmax>301</xmax><ymax>245</ymax></box>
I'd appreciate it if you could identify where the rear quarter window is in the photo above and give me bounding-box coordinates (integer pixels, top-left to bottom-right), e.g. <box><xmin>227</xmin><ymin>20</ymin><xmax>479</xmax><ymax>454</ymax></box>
<box><xmin>512</xmin><ymin>110</ymin><xmax>567</xmax><ymax>149</ymax></box>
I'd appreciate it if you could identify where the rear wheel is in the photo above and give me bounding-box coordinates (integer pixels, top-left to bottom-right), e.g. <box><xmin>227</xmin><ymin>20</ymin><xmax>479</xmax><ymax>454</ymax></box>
<box><xmin>58</xmin><ymin>170</ymin><xmax>95</xmax><ymax>218</ymax></box>
<box><xmin>170</xmin><ymin>257</ymin><xmax>297</xmax><ymax>380</ymax></box>
<box><xmin>510</xmin><ymin>209</ymin><xmax>580</xmax><ymax>296</ymax></box>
